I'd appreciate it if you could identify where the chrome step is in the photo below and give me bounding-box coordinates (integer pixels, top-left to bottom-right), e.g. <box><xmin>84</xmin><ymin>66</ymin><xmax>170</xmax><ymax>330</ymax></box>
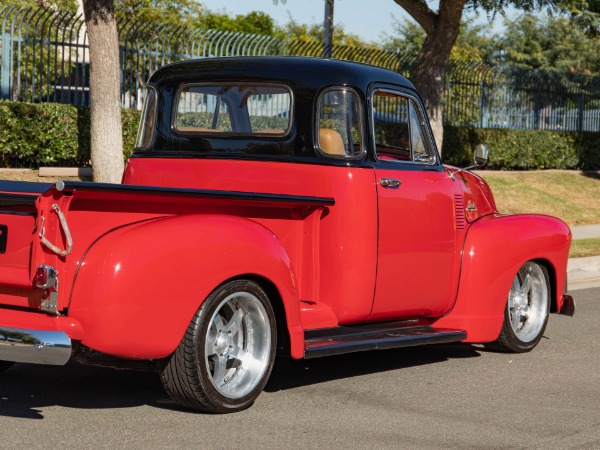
<box><xmin>304</xmin><ymin>322</ymin><xmax>466</xmax><ymax>359</ymax></box>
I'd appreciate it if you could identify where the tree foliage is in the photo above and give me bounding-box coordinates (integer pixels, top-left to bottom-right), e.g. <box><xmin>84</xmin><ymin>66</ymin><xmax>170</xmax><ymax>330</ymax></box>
<box><xmin>276</xmin><ymin>17</ymin><xmax>372</xmax><ymax>47</ymax></box>
<box><xmin>114</xmin><ymin>0</ymin><xmax>204</xmax><ymax>26</ymax></box>
<box><xmin>390</xmin><ymin>0</ymin><xmax>600</xmax><ymax>152</ymax></box>
<box><xmin>0</xmin><ymin>0</ymin><xmax>77</xmax><ymax>11</ymax></box>
<box><xmin>496</xmin><ymin>14</ymin><xmax>600</xmax><ymax>73</ymax></box>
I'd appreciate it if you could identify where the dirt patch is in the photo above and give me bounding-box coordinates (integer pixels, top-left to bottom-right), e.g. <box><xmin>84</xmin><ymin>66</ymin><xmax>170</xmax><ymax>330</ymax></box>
<box><xmin>0</xmin><ymin>169</ymin><xmax>90</xmax><ymax>183</ymax></box>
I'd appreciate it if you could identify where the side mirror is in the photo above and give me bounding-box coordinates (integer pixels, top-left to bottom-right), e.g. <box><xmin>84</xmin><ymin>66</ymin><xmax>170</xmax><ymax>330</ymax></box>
<box><xmin>474</xmin><ymin>144</ymin><xmax>489</xmax><ymax>167</ymax></box>
<box><xmin>449</xmin><ymin>144</ymin><xmax>490</xmax><ymax>180</ymax></box>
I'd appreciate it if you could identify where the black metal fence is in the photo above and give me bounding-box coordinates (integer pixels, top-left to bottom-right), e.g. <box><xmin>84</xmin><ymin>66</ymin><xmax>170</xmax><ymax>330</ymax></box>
<box><xmin>2</xmin><ymin>5</ymin><xmax>599</xmax><ymax>131</ymax></box>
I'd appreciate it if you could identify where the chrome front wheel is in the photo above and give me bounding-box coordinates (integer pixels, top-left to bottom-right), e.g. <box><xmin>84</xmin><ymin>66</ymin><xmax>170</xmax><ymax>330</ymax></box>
<box><xmin>486</xmin><ymin>261</ymin><xmax>551</xmax><ymax>353</ymax></box>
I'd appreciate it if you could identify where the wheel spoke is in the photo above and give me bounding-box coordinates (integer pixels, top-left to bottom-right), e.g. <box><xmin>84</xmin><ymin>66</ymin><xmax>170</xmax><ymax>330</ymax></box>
<box><xmin>520</xmin><ymin>273</ymin><xmax>532</xmax><ymax>296</ymax></box>
<box><xmin>225</xmin><ymin>308</ymin><xmax>244</xmax><ymax>336</ymax></box>
<box><xmin>510</xmin><ymin>308</ymin><xmax>521</xmax><ymax>330</ymax></box>
<box><xmin>212</xmin><ymin>314</ymin><xmax>225</xmax><ymax>332</ymax></box>
<box><xmin>211</xmin><ymin>355</ymin><xmax>228</xmax><ymax>386</ymax></box>
<box><xmin>205</xmin><ymin>329</ymin><xmax>217</xmax><ymax>357</ymax></box>
<box><xmin>231</xmin><ymin>345</ymin><xmax>264</xmax><ymax>374</ymax></box>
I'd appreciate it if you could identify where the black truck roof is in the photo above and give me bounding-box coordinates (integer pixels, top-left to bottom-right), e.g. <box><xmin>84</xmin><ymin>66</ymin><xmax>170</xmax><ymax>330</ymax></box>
<box><xmin>149</xmin><ymin>56</ymin><xmax>416</xmax><ymax>93</ymax></box>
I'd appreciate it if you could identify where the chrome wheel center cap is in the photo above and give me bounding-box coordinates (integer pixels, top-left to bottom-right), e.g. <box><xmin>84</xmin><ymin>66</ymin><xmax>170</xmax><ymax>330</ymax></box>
<box><xmin>215</xmin><ymin>332</ymin><xmax>231</xmax><ymax>355</ymax></box>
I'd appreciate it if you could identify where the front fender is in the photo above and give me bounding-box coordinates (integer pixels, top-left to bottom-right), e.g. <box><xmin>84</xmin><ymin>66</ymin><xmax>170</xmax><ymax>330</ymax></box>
<box><xmin>434</xmin><ymin>214</ymin><xmax>571</xmax><ymax>342</ymax></box>
<box><xmin>68</xmin><ymin>214</ymin><xmax>302</xmax><ymax>359</ymax></box>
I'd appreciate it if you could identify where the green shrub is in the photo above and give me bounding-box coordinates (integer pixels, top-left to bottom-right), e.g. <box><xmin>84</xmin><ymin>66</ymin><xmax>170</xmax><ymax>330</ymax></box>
<box><xmin>0</xmin><ymin>100</ymin><xmax>140</xmax><ymax>168</ymax></box>
<box><xmin>443</xmin><ymin>126</ymin><xmax>600</xmax><ymax>170</ymax></box>
<box><xmin>0</xmin><ymin>100</ymin><xmax>598</xmax><ymax>170</ymax></box>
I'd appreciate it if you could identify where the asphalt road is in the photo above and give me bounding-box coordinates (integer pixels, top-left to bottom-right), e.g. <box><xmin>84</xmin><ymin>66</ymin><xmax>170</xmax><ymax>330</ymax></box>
<box><xmin>1</xmin><ymin>287</ymin><xmax>599</xmax><ymax>450</ymax></box>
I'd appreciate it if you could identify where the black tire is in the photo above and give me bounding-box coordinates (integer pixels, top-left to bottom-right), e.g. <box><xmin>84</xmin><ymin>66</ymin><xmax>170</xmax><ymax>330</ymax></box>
<box><xmin>0</xmin><ymin>361</ymin><xmax>14</xmax><ymax>373</ymax></box>
<box><xmin>486</xmin><ymin>261</ymin><xmax>551</xmax><ymax>353</ymax></box>
<box><xmin>160</xmin><ymin>280</ymin><xmax>276</xmax><ymax>413</ymax></box>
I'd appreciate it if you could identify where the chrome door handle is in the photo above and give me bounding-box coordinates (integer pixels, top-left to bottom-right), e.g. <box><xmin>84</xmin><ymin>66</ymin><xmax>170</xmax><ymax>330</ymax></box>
<box><xmin>380</xmin><ymin>178</ymin><xmax>401</xmax><ymax>189</ymax></box>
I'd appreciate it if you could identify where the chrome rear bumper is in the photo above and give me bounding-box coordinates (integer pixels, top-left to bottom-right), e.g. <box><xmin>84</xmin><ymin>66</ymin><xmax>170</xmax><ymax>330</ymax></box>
<box><xmin>0</xmin><ymin>327</ymin><xmax>71</xmax><ymax>365</ymax></box>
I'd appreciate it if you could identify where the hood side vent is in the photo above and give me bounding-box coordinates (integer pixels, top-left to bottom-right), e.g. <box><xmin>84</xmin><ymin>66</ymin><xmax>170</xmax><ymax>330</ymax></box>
<box><xmin>455</xmin><ymin>194</ymin><xmax>465</xmax><ymax>230</ymax></box>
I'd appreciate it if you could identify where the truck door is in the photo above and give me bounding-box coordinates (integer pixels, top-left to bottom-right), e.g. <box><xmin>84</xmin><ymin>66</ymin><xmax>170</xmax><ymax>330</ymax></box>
<box><xmin>369</xmin><ymin>88</ymin><xmax>461</xmax><ymax>321</ymax></box>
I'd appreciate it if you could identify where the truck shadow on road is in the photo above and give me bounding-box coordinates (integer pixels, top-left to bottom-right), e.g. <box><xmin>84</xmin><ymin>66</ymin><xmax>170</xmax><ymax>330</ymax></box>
<box><xmin>0</xmin><ymin>362</ymin><xmax>165</xmax><ymax>419</ymax></box>
<box><xmin>0</xmin><ymin>343</ymin><xmax>480</xmax><ymax>418</ymax></box>
<box><xmin>266</xmin><ymin>343</ymin><xmax>481</xmax><ymax>392</ymax></box>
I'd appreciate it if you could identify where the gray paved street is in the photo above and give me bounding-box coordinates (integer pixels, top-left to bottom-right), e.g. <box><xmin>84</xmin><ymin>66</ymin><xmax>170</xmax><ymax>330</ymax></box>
<box><xmin>1</xmin><ymin>287</ymin><xmax>599</xmax><ymax>449</ymax></box>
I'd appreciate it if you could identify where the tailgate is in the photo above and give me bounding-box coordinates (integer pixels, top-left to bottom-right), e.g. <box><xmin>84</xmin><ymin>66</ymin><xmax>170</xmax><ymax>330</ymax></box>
<box><xmin>0</xmin><ymin>181</ymin><xmax>52</xmax><ymax>290</ymax></box>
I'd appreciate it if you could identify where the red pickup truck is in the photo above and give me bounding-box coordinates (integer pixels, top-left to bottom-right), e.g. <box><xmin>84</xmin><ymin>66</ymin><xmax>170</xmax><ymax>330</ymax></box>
<box><xmin>0</xmin><ymin>57</ymin><xmax>574</xmax><ymax>413</ymax></box>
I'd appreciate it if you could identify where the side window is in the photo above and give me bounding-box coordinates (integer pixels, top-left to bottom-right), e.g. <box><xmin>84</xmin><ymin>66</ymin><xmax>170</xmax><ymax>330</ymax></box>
<box><xmin>317</xmin><ymin>88</ymin><xmax>363</xmax><ymax>159</ymax></box>
<box><xmin>372</xmin><ymin>89</ymin><xmax>435</xmax><ymax>164</ymax></box>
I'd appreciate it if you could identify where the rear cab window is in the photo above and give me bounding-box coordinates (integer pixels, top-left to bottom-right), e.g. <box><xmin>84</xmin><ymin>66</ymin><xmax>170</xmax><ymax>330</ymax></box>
<box><xmin>174</xmin><ymin>84</ymin><xmax>292</xmax><ymax>136</ymax></box>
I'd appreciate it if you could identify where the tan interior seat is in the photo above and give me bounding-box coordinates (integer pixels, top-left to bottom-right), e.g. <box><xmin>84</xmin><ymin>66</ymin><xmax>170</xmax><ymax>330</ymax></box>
<box><xmin>319</xmin><ymin>128</ymin><xmax>346</xmax><ymax>156</ymax></box>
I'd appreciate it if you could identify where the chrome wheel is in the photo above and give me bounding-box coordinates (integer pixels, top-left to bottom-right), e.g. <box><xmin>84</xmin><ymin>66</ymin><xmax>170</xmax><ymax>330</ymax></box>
<box><xmin>205</xmin><ymin>291</ymin><xmax>272</xmax><ymax>399</ymax></box>
<box><xmin>160</xmin><ymin>280</ymin><xmax>276</xmax><ymax>413</ymax></box>
<box><xmin>507</xmin><ymin>262</ymin><xmax>549</xmax><ymax>343</ymax></box>
<box><xmin>486</xmin><ymin>261</ymin><xmax>550</xmax><ymax>353</ymax></box>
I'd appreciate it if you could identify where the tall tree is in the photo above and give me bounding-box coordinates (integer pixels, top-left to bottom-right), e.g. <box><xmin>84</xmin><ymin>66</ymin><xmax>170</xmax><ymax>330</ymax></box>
<box><xmin>391</xmin><ymin>0</ymin><xmax>599</xmax><ymax>154</ymax></box>
<box><xmin>82</xmin><ymin>0</ymin><xmax>124</xmax><ymax>183</ymax></box>
<box><xmin>497</xmin><ymin>14</ymin><xmax>600</xmax><ymax>74</ymax></box>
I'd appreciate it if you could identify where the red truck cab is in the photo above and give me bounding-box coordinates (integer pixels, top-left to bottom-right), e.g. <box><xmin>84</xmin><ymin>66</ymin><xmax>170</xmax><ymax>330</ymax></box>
<box><xmin>0</xmin><ymin>57</ymin><xmax>574</xmax><ymax>413</ymax></box>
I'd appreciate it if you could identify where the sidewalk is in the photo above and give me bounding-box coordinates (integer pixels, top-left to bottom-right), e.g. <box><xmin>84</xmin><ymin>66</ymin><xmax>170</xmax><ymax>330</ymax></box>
<box><xmin>569</xmin><ymin>225</ymin><xmax>600</xmax><ymax>290</ymax></box>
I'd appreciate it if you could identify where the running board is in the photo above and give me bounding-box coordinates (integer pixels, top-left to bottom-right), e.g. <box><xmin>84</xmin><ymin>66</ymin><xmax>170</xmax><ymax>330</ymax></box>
<box><xmin>304</xmin><ymin>322</ymin><xmax>466</xmax><ymax>359</ymax></box>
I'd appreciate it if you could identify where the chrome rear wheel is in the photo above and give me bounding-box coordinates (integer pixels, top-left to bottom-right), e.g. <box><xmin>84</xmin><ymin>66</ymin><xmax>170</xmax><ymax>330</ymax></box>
<box><xmin>160</xmin><ymin>280</ymin><xmax>276</xmax><ymax>413</ymax></box>
<box><xmin>205</xmin><ymin>291</ymin><xmax>272</xmax><ymax>399</ymax></box>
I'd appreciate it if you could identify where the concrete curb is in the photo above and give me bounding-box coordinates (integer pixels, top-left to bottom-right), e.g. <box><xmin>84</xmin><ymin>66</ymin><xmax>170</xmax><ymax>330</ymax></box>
<box><xmin>567</xmin><ymin>256</ymin><xmax>600</xmax><ymax>291</ymax></box>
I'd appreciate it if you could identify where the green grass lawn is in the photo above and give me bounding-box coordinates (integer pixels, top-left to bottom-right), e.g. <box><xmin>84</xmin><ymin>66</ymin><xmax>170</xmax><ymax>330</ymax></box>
<box><xmin>479</xmin><ymin>170</ymin><xmax>600</xmax><ymax>226</ymax></box>
<box><xmin>570</xmin><ymin>238</ymin><xmax>600</xmax><ymax>258</ymax></box>
<box><xmin>478</xmin><ymin>170</ymin><xmax>600</xmax><ymax>258</ymax></box>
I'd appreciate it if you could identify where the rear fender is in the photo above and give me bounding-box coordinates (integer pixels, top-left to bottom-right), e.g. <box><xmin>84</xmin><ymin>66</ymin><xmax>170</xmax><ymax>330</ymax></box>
<box><xmin>434</xmin><ymin>214</ymin><xmax>571</xmax><ymax>342</ymax></box>
<box><xmin>68</xmin><ymin>214</ymin><xmax>303</xmax><ymax>359</ymax></box>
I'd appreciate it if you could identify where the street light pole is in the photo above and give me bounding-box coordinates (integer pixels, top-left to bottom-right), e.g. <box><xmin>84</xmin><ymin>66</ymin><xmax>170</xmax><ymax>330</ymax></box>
<box><xmin>323</xmin><ymin>0</ymin><xmax>334</xmax><ymax>58</ymax></box>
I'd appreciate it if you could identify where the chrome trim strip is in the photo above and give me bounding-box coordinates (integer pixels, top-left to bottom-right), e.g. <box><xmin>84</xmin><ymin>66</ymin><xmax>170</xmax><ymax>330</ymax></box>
<box><xmin>0</xmin><ymin>327</ymin><xmax>71</xmax><ymax>365</ymax></box>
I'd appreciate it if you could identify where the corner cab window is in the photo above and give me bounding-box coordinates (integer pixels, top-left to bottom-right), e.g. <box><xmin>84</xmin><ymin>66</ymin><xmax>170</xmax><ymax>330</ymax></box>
<box><xmin>317</xmin><ymin>89</ymin><xmax>363</xmax><ymax>159</ymax></box>
<box><xmin>175</xmin><ymin>84</ymin><xmax>291</xmax><ymax>136</ymax></box>
<box><xmin>372</xmin><ymin>90</ymin><xmax>435</xmax><ymax>164</ymax></box>
<box><xmin>134</xmin><ymin>87</ymin><xmax>157</xmax><ymax>149</ymax></box>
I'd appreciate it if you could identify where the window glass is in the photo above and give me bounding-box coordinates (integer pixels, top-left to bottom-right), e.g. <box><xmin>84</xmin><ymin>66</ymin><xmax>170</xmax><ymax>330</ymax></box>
<box><xmin>373</xmin><ymin>91</ymin><xmax>410</xmax><ymax>161</ymax></box>
<box><xmin>372</xmin><ymin>90</ymin><xmax>435</xmax><ymax>163</ymax></box>
<box><xmin>134</xmin><ymin>87</ymin><xmax>157</xmax><ymax>149</ymax></box>
<box><xmin>175</xmin><ymin>84</ymin><xmax>291</xmax><ymax>135</ymax></box>
<box><xmin>318</xmin><ymin>89</ymin><xmax>362</xmax><ymax>158</ymax></box>
<box><xmin>409</xmin><ymin>101</ymin><xmax>435</xmax><ymax>163</ymax></box>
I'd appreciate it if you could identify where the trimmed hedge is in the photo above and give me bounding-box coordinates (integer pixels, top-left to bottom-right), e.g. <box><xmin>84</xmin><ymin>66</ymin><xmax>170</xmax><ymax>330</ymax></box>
<box><xmin>443</xmin><ymin>126</ymin><xmax>600</xmax><ymax>170</ymax></box>
<box><xmin>0</xmin><ymin>100</ymin><xmax>140</xmax><ymax>168</ymax></box>
<box><xmin>0</xmin><ymin>100</ymin><xmax>599</xmax><ymax>170</ymax></box>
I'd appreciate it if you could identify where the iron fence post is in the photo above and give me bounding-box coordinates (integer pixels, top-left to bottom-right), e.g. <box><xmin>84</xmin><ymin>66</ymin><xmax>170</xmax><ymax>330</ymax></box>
<box><xmin>0</xmin><ymin>31</ymin><xmax>12</xmax><ymax>100</ymax></box>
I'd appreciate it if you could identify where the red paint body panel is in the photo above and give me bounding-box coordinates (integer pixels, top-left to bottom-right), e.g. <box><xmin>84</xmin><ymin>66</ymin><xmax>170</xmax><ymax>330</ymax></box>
<box><xmin>124</xmin><ymin>158</ymin><xmax>379</xmax><ymax>327</ymax></box>
<box><xmin>434</xmin><ymin>213</ymin><xmax>571</xmax><ymax>341</ymax></box>
<box><xmin>372</xmin><ymin>168</ymin><xmax>462</xmax><ymax>320</ymax></box>
<box><xmin>68</xmin><ymin>214</ymin><xmax>305</xmax><ymax>359</ymax></box>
